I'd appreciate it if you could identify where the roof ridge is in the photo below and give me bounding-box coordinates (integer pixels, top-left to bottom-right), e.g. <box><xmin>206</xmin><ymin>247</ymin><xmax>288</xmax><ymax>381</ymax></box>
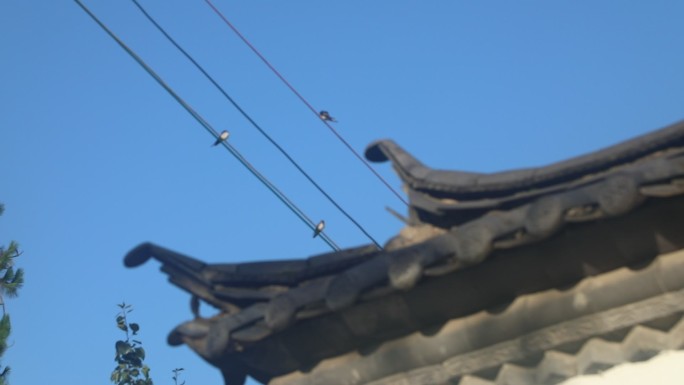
<box><xmin>365</xmin><ymin>120</ymin><xmax>684</xmax><ymax>197</ymax></box>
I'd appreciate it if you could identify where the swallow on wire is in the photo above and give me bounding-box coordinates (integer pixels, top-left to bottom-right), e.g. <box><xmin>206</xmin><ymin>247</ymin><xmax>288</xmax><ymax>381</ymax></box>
<box><xmin>319</xmin><ymin>111</ymin><xmax>337</xmax><ymax>123</ymax></box>
<box><xmin>313</xmin><ymin>220</ymin><xmax>325</xmax><ymax>238</ymax></box>
<box><xmin>212</xmin><ymin>130</ymin><xmax>230</xmax><ymax>146</ymax></box>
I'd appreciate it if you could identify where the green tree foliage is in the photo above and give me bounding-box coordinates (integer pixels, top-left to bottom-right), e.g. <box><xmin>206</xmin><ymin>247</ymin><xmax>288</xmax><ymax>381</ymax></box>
<box><xmin>0</xmin><ymin>204</ymin><xmax>24</xmax><ymax>385</ymax></box>
<box><xmin>111</xmin><ymin>303</ymin><xmax>153</xmax><ymax>385</ymax></box>
<box><xmin>171</xmin><ymin>368</ymin><xmax>185</xmax><ymax>385</ymax></box>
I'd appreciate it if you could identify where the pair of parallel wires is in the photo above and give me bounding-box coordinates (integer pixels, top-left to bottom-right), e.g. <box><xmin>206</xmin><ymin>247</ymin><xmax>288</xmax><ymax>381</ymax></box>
<box><xmin>203</xmin><ymin>0</ymin><xmax>409</xmax><ymax>208</ymax></box>
<box><xmin>128</xmin><ymin>0</ymin><xmax>381</xmax><ymax>250</ymax></box>
<box><xmin>75</xmin><ymin>1</ymin><xmax>405</xmax><ymax>251</ymax></box>
<box><xmin>74</xmin><ymin>0</ymin><xmax>340</xmax><ymax>251</ymax></box>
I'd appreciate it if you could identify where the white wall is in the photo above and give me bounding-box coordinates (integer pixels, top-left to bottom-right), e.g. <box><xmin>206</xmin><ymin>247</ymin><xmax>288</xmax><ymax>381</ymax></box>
<box><xmin>561</xmin><ymin>351</ymin><xmax>684</xmax><ymax>385</ymax></box>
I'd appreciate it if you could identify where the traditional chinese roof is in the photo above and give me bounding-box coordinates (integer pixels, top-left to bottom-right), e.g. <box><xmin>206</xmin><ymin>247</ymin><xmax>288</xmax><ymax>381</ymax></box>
<box><xmin>366</xmin><ymin>119</ymin><xmax>684</xmax><ymax>229</ymax></box>
<box><xmin>126</xmin><ymin>120</ymin><xmax>684</xmax><ymax>385</ymax></box>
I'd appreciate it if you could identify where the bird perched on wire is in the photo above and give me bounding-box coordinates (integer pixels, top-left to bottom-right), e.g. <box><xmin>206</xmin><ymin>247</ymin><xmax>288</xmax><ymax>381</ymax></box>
<box><xmin>318</xmin><ymin>111</ymin><xmax>337</xmax><ymax>123</ymax></box>
<box><xmin>313</xmin><ymin>220</ymin><xmax>325</xmax><ymax>238</ymax></box>
<box><xmin>212</xmin><ymin>130</ymin><xmax>230</xmax><ymax>146</ymax></box>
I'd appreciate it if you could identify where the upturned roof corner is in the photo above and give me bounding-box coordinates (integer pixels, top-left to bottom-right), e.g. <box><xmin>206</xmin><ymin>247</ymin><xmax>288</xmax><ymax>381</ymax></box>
<box><xmin>127</xmin><ymin>120</ymin><xmax>684</xmax><ymax>385</ymax></box>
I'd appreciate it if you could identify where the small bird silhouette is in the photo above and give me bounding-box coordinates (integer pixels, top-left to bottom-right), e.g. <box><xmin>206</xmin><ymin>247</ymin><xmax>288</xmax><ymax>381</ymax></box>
<box><xmin>313</xmin><ymin>220</ymin><xmax>325</xmax><ymax>238</ymax></box>
<box><xmin>318</xmin><ymin>111</ymin><xmax>337</xmax><ymax>122</ymax></box>
<box><xmin>190</xmin><ymin>295</ymin><xmax>200</xmax><ymax>318</ymax></box>
<box><xmin>212</xmin><ymin>130</ymin><xmax>230</xmax><ymax>146</ymax></box>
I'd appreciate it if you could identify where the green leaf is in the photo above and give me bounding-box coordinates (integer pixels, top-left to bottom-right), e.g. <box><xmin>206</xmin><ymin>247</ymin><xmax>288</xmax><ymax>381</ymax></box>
<box><xmin>123</xmin><ymin>353</ymin><xmax>142</xmax><ymax>367</ymax></box>
<box><xmin>130</xmin><ymin>323</ymin><xmax>140</xmax><ymax>334</ymax></box>
<box><xmin>0</xmin><ymin>367</ymin><xmax>11</xmax><ymax>380</ymax></box>
<box><xmin>141</xmin><ymin>365</ymin><xmax>150</xmax><ymax>379</ymax></box>
<box><xmin>2</xmin><ymin>268</ymin><xmax>14</xmax><ymax>283</ymax></box>
<box><xmin>115</xmin><ymin>340</ymin><xmax>132</xmax><ymax>355</ymax></box>
<box><xmin>134</xmin><ymin>347</ymin><xmax>145</xmax><ymax>360</ymax></box>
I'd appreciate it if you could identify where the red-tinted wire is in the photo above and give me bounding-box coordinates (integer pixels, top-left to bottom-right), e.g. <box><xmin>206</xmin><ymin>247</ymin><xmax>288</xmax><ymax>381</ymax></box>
<box><xmin>204</xmin><ymin>0</ymin><xmax>409</xmax><ymax>207</ymax></box>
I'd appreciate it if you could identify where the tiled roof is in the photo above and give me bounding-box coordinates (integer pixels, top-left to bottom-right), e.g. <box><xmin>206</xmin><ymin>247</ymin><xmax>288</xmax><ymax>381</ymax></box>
<box><xmin>125</xmin><ymin>120</ymin><xmax>684</xmax><ymax>385</ymax></box>
<box><xmin>274</xmin><ymin>249</ymin><xmax>684</xmax><ymax>385</ymax></box>
<box><xmin>365</xmin><ymin>120</ymin><xmax>684</xmax><ymax>229</ymax></box>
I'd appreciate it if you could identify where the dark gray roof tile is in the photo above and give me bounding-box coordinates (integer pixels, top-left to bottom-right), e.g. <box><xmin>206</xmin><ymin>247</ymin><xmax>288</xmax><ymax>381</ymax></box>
<box><xmin>125</xmin><ymin>120</ymin><xmax>684</xmax><ymax>385</ymax></box>
<box><xmin>365</xmin><ymin>120</ymin><xmax>684</xmax><ymax>197</ymax></box>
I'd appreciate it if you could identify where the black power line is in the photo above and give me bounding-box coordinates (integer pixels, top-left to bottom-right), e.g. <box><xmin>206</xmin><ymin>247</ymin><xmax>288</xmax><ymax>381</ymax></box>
<box><xmin>74</xmin><ymin>0</ymin><xmax>341</xmax><ymax>251</ymax></box>
<box><xmin>129</xmin><ymin>0</ymin><xmax>382</xmax><ymax>250</ymax></box>
<box><xmin>204</xmin><ymin>0</ymin><xmax>410</xmax><ymax>208</ymax></box>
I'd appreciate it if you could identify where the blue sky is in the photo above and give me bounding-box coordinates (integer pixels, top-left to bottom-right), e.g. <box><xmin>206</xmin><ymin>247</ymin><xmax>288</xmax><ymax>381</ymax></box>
<box><xmin>1</xmin><ymin>1</ymin><xmax>683</xmax><ymax>384</ymax></box>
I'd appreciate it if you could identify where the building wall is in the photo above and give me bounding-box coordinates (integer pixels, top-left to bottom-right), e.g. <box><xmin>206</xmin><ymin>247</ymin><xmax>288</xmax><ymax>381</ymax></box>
<box><xmin>561</xmin><ymin>351</ymin><xmax>684</xmax><ymax>385</ymax></box>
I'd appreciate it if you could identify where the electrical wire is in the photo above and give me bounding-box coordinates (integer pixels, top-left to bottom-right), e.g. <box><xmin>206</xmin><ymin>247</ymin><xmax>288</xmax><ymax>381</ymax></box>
<box><xmin>203</xmin><ymin>0</ymin><xmax>410</xmax><ymax>207</ymax></box>
<box><xmin>74</xmin><ymin>0</ymin><xmax>340</xmax><ymax>252</ymax></box>
<box><xmin>129</xmin><ymin>0</ymin><xmax>382</xmax><ymax>250</ymax></box>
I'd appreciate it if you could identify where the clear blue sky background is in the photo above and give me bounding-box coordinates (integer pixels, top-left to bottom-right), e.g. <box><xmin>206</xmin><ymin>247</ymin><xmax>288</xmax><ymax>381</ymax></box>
<box><xmin>1</xmin><ymin>1</ymin><xmax>683</xmax><ymax>384</ymax></box>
